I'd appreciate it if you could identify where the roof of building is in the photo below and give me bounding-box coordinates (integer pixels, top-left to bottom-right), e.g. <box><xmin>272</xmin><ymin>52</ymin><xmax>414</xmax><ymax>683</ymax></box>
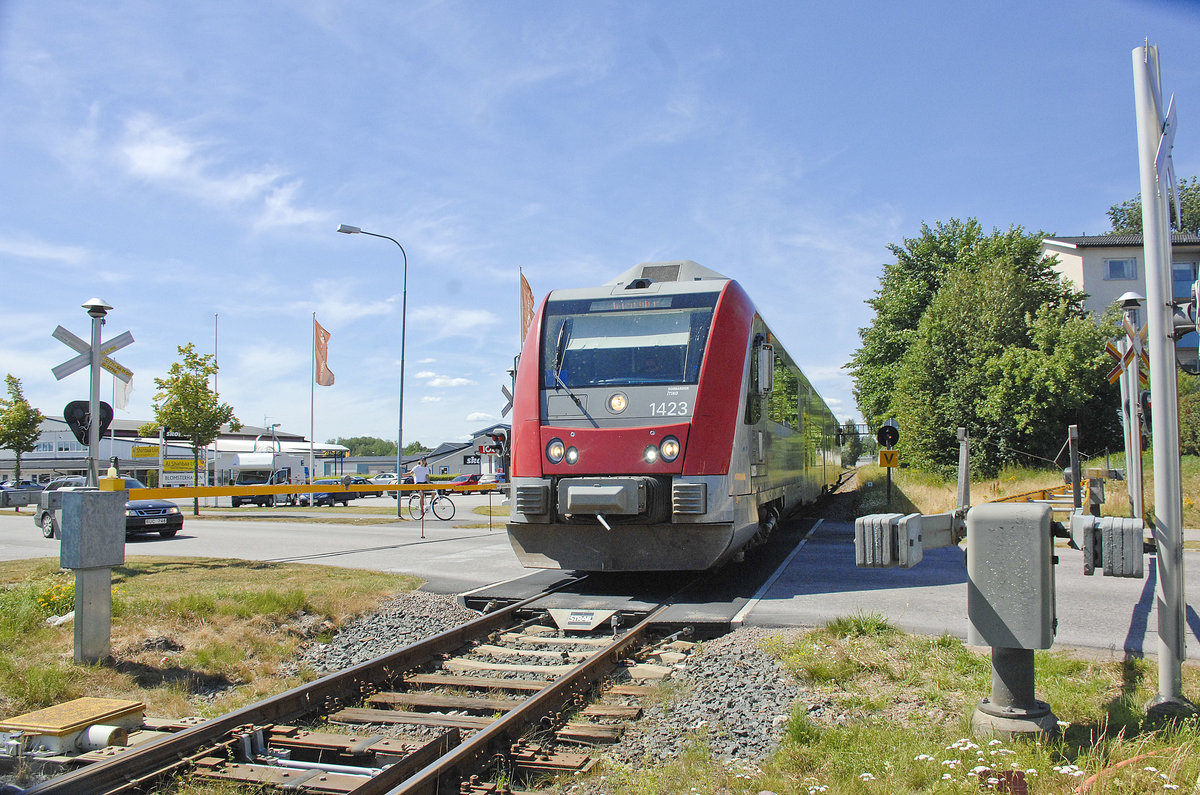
<box><xmin>1044</xmin><ymin>233</ymin><xmax>1200</xmax><ymax>248</ymax></box>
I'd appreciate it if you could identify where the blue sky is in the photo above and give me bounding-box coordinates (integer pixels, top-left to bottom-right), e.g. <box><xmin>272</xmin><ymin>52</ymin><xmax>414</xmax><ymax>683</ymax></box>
<box><xmin>2</xmin><ymin>1</ymin><xmax>1199</xmax><ymax>447</ymax></box>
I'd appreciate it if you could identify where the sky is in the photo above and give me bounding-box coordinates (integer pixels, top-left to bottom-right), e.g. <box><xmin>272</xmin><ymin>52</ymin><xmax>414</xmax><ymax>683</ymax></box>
<box><xmin>2</xmin><ymin>1</ymin><xmax>1200</xmax><ymax>447</ymax></box>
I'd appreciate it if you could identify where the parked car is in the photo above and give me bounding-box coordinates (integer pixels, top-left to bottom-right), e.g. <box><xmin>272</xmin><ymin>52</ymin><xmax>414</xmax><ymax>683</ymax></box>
<box><xmin>349</xmin><ymin>476</ymin><xmax>382</xmax><ymax>497</ymax></box>
<box><xmin>0</xmin><ymin>479</ymin><xmax>44</xmax><ymax>490</ymax></box>
<box><xmin>300</xmin><ymin>479</ymin><xmax>352</xmax><ymax>507</ymax></box>
<box><xmin>371</xmin><ymin>472</ymin><xmax>399</xmax><ymax>485</ymax></box>
<box><xmin>34</xmin><ymin>477</ymin><xmax>183</xmax><ymax>539</ymax></box>
<box><xmin>441</xmin><ymin>473</ymin><xmax>482</xmax><ymax>493</ymax></box>
<box><xmin>476</xmin><ymin>474</ymin><xmax>506</xmax><ymax>491</ymax></box>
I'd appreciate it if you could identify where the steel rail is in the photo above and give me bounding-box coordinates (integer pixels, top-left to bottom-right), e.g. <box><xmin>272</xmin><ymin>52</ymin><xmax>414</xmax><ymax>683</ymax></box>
<box><xmin>388</xmin><ymin>604</ymin><xmax>667</xmax><ymax>795</ymax></box>
<box><xmin>24</xmin><ymin>582</ymin><xmax>580</xmax><ymax>795</ymax></box>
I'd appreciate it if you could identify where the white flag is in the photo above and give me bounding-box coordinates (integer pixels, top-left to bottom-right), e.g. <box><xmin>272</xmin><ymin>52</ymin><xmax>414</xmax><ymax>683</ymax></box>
<box><xmin>115</xmin><ymin>375</ymin><xmax>133</xmax><ymax>410</ymax></box>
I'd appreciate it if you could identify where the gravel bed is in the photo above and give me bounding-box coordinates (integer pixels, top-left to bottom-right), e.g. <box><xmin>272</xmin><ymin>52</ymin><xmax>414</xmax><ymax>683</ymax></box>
<box><xmin>298</xmin><ymin>589</ymin><xmax>480</xmax><ymax>673</ymax></box>
<box><xmin>299</xmin><ymin>596</ymin><xmax>809</xmax><ymax>772</ymax></box>
<box><xmin>602</xmin><ymin>627</ymin><xmax>808</xmax><ymax>766</ymax></box>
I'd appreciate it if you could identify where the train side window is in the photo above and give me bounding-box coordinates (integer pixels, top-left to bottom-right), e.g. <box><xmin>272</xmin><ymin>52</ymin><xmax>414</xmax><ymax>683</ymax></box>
<box><xmin>768</xmin><ymin>353</ymin><xmax>800</xmax><ymax>429</ymax></box>
<box><xmin>745</xmin><ymin>342</ymin><xmax>762</xmax><ymax>424</ymax></box>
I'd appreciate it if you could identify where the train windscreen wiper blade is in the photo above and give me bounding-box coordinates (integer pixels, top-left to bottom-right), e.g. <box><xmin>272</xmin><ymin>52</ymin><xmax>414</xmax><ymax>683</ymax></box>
<box><xmin>551</xmin><ymin>319</ymin><xmax>597</xmax><ymax>427</ymax></box>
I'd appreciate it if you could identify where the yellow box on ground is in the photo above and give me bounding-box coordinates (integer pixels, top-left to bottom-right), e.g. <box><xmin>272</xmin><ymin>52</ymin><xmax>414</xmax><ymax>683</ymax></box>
<box><xmin>162</xmin><ymin>459</ymin><xmax>194</xmax><ymax>472</ymax></box>
<box><xmin>132</xmin><ymin>446</ymin><xmax>158</xmax><ymax>458</ymax></box>
<box><xmin>878</xmin><ymin>449</ymin><xmax>899</xmax><ymax>468</ymax></box>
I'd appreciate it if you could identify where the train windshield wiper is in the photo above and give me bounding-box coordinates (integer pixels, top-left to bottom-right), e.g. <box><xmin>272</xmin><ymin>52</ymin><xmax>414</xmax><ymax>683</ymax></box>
<box><xmin>551</xmin><ymin>319</ymin><xmax>597</xmax><ymax>426</ymax></box>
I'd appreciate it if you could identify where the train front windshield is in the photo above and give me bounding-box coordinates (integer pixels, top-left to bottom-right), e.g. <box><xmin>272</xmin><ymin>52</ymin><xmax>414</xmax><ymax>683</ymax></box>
<box><xmin>542</xmin><ymin>292</ymin><xmax>718</xmax><ymax>387</ymax></box>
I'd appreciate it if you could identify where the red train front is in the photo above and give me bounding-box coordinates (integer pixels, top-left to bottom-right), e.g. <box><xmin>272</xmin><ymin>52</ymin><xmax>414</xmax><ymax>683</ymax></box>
<box><xmin>506</xmin><ymin>260</ymin><xmax>840</xmax><ymax>571</ymax></box>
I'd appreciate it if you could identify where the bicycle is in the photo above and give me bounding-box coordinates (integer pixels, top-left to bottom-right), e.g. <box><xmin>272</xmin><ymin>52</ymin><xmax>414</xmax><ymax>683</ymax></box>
<box><xmin>406</xmin><ymin>490</ymin><xmax>455</xmax><ymax>520</ymax></box>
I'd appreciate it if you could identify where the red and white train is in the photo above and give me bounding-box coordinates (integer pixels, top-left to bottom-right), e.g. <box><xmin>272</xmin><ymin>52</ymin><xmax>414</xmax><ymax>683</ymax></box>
<box><xmin>506</xmin><ymin>260</ymin><xmax>841</xmax><ymax>572</ymax></box>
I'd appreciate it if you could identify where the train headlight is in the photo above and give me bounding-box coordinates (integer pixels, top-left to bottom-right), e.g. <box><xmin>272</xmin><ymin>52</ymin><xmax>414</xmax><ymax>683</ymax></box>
<box><xmin>565</xmin><ymin>446</ymin><xmax>579</xmax><ymax>465</ymax></box>
<box><xmin>547</xmin><ymin>439</ymin><xmax>565</xmax><ymax>464</ymax></box>
<box><xmin>643</xmin><ymin>445</ymin><xmax>659</xmax><ymax>464</ymax></box>
<box><xmin>608</xmin><ymin>392</ymin><xmax>628</xmax><ymax>413</ymax></box>
<box><xmin>660</xmin><ymin>437</ymin><xmax>680</xmax><ymax>462</ymax></box>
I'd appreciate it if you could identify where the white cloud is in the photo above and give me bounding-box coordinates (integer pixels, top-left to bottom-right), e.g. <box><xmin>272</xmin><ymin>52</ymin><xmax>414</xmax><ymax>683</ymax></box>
<box><xmin>465</xmin><ymin>411</ymin><xmax>494</xmax><ymax>422</ymax></box>
<box><xmin>0</xmin><ymin>233</ymin><xmax>88</xmax><ymax>265</ymax></box>
<box><xmin>115</xmin><ymin>113</ymin><xmax>324</xmax><ymax>228</ymax></box>
<box><xmin>408</xmin><ymin>306</ymin><xmax>498</xmax><ymax>338</ymax></box>
<box><xmin>415</xmin><ymin>372</ymin><xmax>475</xmax><ymax>388</ymax></box>
<box><xmin>420</xmin><ymin>395</ymin><xmax>442</xmax><ymax>403</ymax></box>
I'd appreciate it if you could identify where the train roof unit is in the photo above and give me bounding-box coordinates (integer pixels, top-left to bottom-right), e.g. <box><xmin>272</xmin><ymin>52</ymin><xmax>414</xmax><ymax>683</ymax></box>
<box><xmin>604</xmin><ymin>260</ymin><xmax>729</xmax><ymax>287</ymax></box>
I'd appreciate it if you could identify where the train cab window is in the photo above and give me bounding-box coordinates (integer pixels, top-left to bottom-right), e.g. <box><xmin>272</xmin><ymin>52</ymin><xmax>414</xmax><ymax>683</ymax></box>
<box><xmin>542</xmin><ymin>293</ymin><xmax>717</xmax><ymax>388</ymax></box>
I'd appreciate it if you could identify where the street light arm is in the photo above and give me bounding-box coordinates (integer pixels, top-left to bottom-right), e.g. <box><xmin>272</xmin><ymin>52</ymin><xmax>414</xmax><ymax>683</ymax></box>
<box><xmin>337</xmin><ymin>223</ymin><xmax>409</xmax><ymax>518</ymax></box>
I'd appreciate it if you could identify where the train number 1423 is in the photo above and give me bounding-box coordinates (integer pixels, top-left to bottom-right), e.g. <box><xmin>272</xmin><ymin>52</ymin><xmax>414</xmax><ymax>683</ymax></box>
<box><xmin>649</xmin><ymin>401</ymin><xmax>689</xmax><ymax>417</ymax></box>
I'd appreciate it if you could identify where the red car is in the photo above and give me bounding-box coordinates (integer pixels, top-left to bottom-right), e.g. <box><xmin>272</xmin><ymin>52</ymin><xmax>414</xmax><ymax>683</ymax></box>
<box><xmin>441</xmin><ymin>474</ymin><xmax>482</xmax><ymax>493</ymax></box>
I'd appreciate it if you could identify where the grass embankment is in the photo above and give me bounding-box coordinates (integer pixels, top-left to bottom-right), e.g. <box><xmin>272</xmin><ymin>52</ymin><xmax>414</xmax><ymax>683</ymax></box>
<box><xmin>584</xmin><ymin>614</ymin><xmax>1200</xmax><ymax>794</ymax></box>
<box><xmin>0</xmin><ymin>557</ymin><xmax>417</xmax><ymax>720</ymax></box>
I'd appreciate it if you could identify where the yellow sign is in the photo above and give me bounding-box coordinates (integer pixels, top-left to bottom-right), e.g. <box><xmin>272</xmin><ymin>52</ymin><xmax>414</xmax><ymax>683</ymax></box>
<box><xmin>132</xmin><ymin>446</ymin><xmax>159</xmax><ymax>458</ymax></box>
<box><xmin>162</xmin><ymin>459</ymin><xmax>194</xmax><ymax>472</ymax></box>
<box><xmin>878</xmin><ymin>449</ymin><xmax>899</xmax><ymax>468</ymax></box>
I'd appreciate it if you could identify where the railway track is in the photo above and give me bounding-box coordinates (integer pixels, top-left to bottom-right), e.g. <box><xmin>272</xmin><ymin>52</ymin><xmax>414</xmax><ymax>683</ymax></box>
<box><xmin>11</xmin><ymin>586</ymin><xmax>688</xmax><ymax>795</ymax></box>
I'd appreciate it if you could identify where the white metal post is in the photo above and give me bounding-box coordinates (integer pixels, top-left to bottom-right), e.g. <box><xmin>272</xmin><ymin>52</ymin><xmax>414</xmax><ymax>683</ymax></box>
<box><xmin>1132</xmin><ymin>43</ymin><xmax>1188</xmax><ymax>709</ymax></box>
<box><xmin>86</xmin><ymin>307</ymin><xmax>106</xmax><ymax>486</ymax></box>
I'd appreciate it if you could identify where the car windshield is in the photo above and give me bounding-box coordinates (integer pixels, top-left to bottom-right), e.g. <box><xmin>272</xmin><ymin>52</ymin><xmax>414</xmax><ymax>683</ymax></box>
<box><xmin>541</xmin><ymin>292</ymin><xmax>718</xmax><ymax>388</ymax></box>
<box><xmin>123</xmin><ymin>478</ymin><xmax>147</xmax><ymax>489</ymax></box>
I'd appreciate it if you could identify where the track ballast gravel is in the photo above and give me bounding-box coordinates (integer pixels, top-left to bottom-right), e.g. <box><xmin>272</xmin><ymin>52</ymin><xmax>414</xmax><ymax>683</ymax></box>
<box><xmin>300</xmin><ymin>592</ymin><xmax>808</xmax><ymax>766</ymax></box>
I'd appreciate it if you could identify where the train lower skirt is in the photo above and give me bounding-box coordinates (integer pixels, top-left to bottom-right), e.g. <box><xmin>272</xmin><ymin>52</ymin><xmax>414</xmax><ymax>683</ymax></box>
<box><xmin>505</xmin><ymin>520</ymin><xmax>745</xmax><ymax>572</ymax></box>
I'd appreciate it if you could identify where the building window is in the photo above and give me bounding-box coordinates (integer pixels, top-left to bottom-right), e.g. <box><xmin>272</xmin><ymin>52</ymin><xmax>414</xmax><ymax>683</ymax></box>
<box><xmin>1105</xmin><ymin>258</ymin><xmax>1137</xmax><ymax>280</ymax></box>
<box><xmin>1172</xmin><ymin>262</ymin><xmax>1198</xmax><ymax>299</ymax></box>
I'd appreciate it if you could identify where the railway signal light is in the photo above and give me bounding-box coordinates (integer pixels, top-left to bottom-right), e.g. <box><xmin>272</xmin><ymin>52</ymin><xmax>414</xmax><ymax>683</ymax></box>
<box><xmin>875</xmin><ymin>420</ymin><xmax>899</xmax><ymax>449</ymax></box>
<box><xmin>487</xmin><ymin>429</ymin><xmax>509</xmax><ymax>455</ymax></box>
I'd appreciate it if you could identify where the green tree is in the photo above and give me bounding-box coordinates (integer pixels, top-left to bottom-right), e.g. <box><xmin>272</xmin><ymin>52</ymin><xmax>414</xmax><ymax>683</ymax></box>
<box><xmin>840</xmin><ymin>419</ymin><xmax>863</xmax><ymax>466</ymax></box>
<box><xmin>329</xmin><ymin>436</ymin><xmax>399</xmax><ymax>457</ymax></box>
<box><xmin>849</xmin><ymin>219</ymin><xmax>1072</xmax><ymax>431</ymax></box>
<box><xmin>143</xmin><ymin>344</ymin><xmax>240</xmax><ymax>514</ymax></box>
<box><xmin>853</xmin><ymin>220</ymin><xmax>1119</xmax><ymax>475</ymax></box>
<box><xmin>403</xmin><ymin>441</ymin><xmax>430</xmax><ymax>456</ymax></box>
<box><xmin>1108</xmin><ymin>175</ymin><xmax>1200</xmax><ymax>235</ymax></box>
<box><xmin>0</xmin><ymin>375</ymin><xmax>45</xmax><ymax>482</ymax></box>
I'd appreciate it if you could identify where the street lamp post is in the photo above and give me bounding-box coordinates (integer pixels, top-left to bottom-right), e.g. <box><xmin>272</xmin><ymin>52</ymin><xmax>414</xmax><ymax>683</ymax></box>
<box><xmin>337</xmin><ymin>224</ymin><xmax>408</xmax><ymax>518</ymax></box>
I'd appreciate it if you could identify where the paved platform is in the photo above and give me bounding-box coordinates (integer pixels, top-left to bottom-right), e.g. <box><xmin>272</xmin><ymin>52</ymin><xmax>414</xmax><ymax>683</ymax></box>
<box><xmin>739</xmin><ymin>518</ymin><xmax>1200</xmax><ymax>659</ymax></box>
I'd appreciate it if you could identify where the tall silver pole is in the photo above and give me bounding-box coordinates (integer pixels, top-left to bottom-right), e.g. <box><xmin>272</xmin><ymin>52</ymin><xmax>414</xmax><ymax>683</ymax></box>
<box><xmin>86</xmin><ymin>306</ymin><xmax>106</xmax><ymax>486</ymax></box>
<box><xmin>1119</xmin><ymin>332</ymin><xmax>1145</xmax><ymax>520</ymax></box>
<box><xmin>1132</xmin><ymin>43</ymin><xmax>1188</xmax><ymax>709</ymax></box>
<box><xmin>337</xmin><ymin>225</ymin><xmax>407</xmax><ymax>519</ymax></box>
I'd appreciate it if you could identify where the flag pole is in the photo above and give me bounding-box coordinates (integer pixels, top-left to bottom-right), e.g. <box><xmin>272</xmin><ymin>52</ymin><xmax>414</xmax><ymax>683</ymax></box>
<box><xmin>309</xmin><ymin>313</ymin><xmax>316</xmax><ymax>483</ymax></box>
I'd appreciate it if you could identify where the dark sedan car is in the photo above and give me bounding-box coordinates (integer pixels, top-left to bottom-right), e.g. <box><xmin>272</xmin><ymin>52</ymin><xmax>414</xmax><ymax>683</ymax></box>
<box><xmin>300</xmin><ymin>479</ymin><xmax>352</xmax><ymax>507</ymax></box>
<box><xmin>34</xmin><ymin>477</ymin><xmax>183</xmax><ymax>539</ymax></box>
<box><xmin>349</xmin><ymin>476</ymin><xmax>382</xmax><ymax>498</ymax></box>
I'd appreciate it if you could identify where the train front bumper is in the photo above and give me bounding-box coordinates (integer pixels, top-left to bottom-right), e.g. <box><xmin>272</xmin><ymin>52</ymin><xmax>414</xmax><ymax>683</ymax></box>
<box><xmin>505</xmin><ymin>520</ymin><xmax>739</xmax><ymax>572</ymax></box>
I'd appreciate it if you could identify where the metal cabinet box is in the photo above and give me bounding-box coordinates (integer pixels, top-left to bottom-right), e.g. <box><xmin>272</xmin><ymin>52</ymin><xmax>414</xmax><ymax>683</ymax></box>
<box><xmin>60</xmin><ymin>491</ymin><xmax>126</xmax><ymax>570</ymax></box>
<box><xmin>966</xmin><ymin>503</ymin><xmax>1055</xmax><ymax>650</ymax></box>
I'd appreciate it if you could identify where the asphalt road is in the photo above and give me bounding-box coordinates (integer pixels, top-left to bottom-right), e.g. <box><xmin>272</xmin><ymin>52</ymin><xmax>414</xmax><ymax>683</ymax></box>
<box><xmin>2</xmin><ymin>495</ymin><xmax>1199</xmax><ymax>658</ymax></box>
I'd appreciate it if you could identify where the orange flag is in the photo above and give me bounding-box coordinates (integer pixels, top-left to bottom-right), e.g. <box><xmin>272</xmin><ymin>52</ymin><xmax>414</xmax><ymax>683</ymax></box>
<box><xmin>315</xmin><ymin>318</ymin><xmax>335</xmax><ymax>386</ymax></box>
<box><xmin>520</xmin><ymin>271</ymin><xmax>535</xmax><ymax>344</ymax></box>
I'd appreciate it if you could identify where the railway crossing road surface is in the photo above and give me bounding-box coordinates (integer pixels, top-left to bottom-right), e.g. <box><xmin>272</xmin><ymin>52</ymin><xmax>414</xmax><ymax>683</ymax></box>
<box><xmin>739</xmin><ymin>518</ymin><xmax>1200</xmax><ymax>660</ymax></box>
<box><xmin>2</xmin><ymin>499</ymin><xmax>1199</xmax><ymax>658</ymax></box>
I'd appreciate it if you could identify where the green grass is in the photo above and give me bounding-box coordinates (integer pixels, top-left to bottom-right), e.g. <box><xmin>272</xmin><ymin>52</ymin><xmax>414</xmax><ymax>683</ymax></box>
<box><xmin>0</xmin><ymin>557</ymin><xmax>418</xmax><ymax>719</ymax></box>
<box><xmin>573</xmin><ymin>619</ymin><xmax>1200</xmax><ymax>795</ymax></box>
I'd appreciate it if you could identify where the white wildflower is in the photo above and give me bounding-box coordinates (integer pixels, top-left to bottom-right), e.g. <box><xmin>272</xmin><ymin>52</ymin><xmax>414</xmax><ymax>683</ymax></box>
<box><xmin>858</xmin><ymin>772</ymin><xmax>875</xmax><ymax>781</ymax></box>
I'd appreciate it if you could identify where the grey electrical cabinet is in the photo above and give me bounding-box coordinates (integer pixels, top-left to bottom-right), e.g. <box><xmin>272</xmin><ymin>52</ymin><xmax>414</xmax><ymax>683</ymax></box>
<box><xmin>966</xmin><ymin>503</ymin><xmax>1055</xmax><ymax>650</ymax></box>
<box><xmin>60</xmin><ymin>490</ymin><xmax>127</xmax><ymax>570</ymax></box>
